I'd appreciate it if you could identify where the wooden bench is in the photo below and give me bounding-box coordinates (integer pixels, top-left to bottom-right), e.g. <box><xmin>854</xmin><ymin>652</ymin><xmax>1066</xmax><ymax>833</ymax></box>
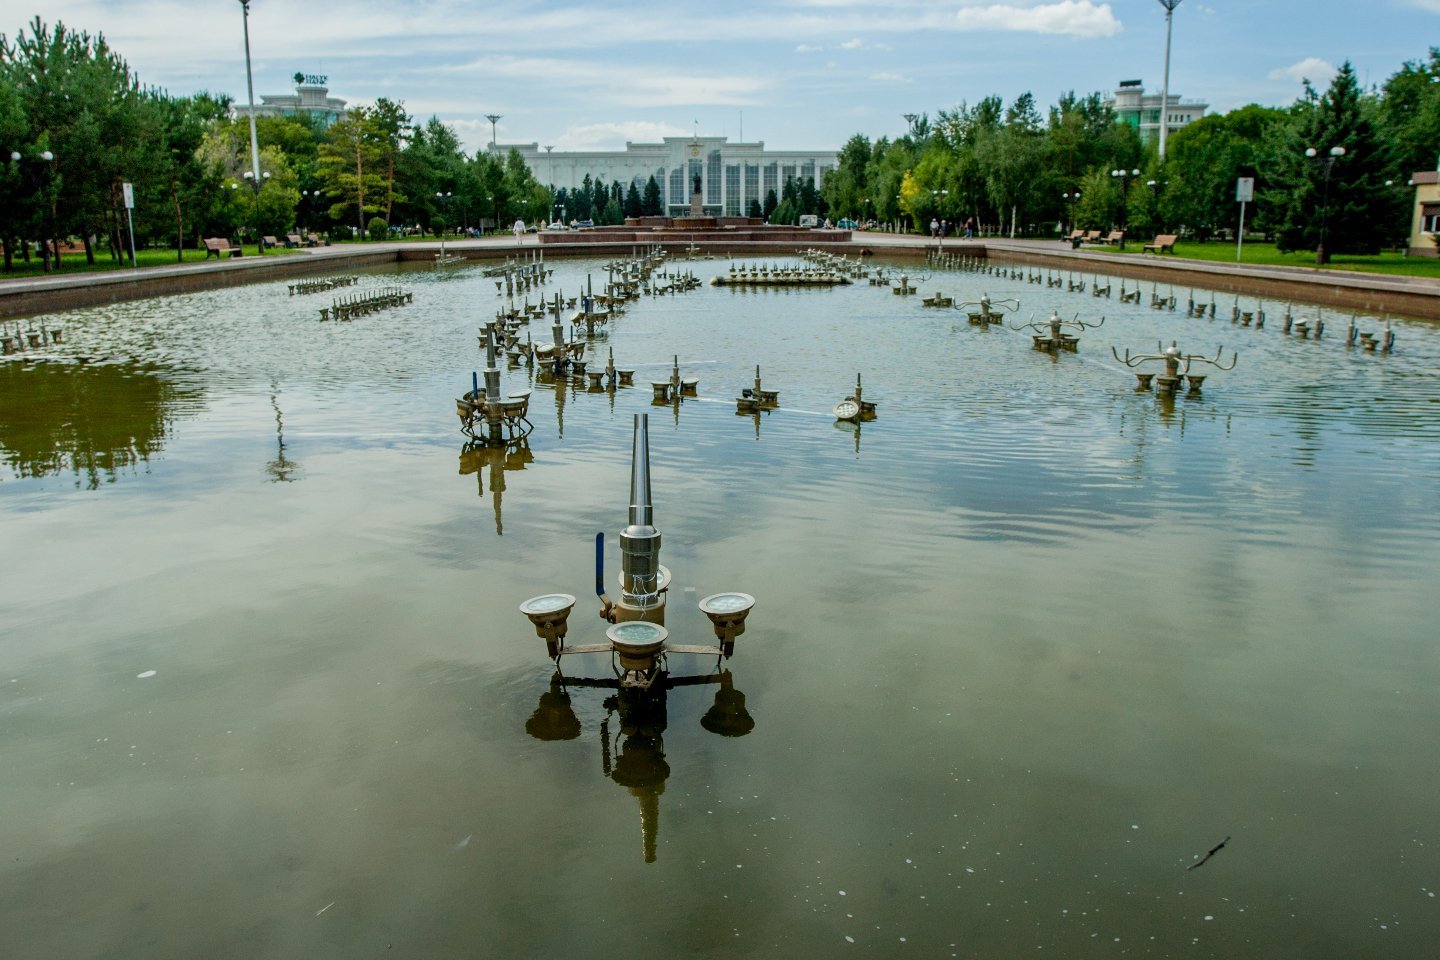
<box><xmin>1066</xmin><ymin>229</ymin><xmax>1084</xmax><ymax>242</ymax></box>
<box><xmin>286</xmin><ymin>233</ymin><xmax>304</xmax><ymax>248</ymax></box>
<box><xmin>1142</xmin><ymin>234</ymin><xmax>1178</xmax><ymax>254</ymax></box>
<box><xmin>203</xmin><ymin>237</ymin><xmax>242</xmax><ymax>259</ymax></box>
<box><xmin>306</xmin><ymin>233</ymin><xmax>324</xmax><ymax>247</ymax></box>
<box><xmin>1083</xmin><ymin>230</ymin><xmax>1101</xmax><ymax>243</ymax></box>
<box><xmin>1100</xmin><ymin>230</ymin><xmax>1124</xmax><ymax>245</ymax></box>
<box><xmin>262</xmin><ymin>235</ymin><xmax>280</xmax><ymax>250</ymax></box>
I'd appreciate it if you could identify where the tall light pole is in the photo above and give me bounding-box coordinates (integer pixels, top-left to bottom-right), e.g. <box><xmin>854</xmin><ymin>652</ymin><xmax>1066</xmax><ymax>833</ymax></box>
<box><xmin>1306</xmin><ymin>145</ymin><xmax>1346</xmax><ymax>265</ymax></box>
<box><xmin>1111</xmin><ymin>168</ymin><xmax>1140</xmax><ymax>250</ymax></box>
<box><xmin>237</xmin><ymin>0</ymin><xmax>263</xmax><ymax>244</ymax></box>
<box><xmin>485</xmin><ymin>114</ymin><xmax>503</xmax><ymax>152</ymax></box>
<box><xmin>1156</xmin><ymin>0</ymin><xmax>1183</xmax><ymax>160</ymax></box>
<box><xmin>903</xmin><ymin>113</ymin><xmax>918</xmax><ymax>136</ymax></box>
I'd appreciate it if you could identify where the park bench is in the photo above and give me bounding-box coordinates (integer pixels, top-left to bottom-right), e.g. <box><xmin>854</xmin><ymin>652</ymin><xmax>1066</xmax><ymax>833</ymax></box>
<box><xmin>262</xmin><ymin>235</ymin><xmax>280</xmax><ymax>250</ymax></box>
<box><xmin>1100</xmin><ymin>230</ymin><xmax>1124</xmax><ymax>245</ymax></box>
<box><xmin>203</xmin><ymin>237</ymin><xmax>242</xmax><ymax>259</ymax></box>
<box><xmin>1142</xmin><ymin>234</ymin><xmax>1179</xmax><ymax>255</ymax></box>
<box><xmin>306</xmin><ymin>233</ymin><xmax>324</xmax><ymax>246</ymax></box>
<box><xmin>1083</xmin><ymin>230</ymin><xmax>1101</xmax><ymax>243</ymax></box>
<box><xmin>286</xmin><ymin>233</ymin><xmax>303</xmax><ymax>247</ymax></box>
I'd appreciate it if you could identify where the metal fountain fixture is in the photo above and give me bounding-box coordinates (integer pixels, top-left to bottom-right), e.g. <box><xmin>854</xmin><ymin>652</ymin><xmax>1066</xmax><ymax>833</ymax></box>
<box><xmin>1010</xmin><ymin>309</ymin><xmax>1104</xmax><ymax>352</ymax></box>
<box><xmin>834</xmin><ymin>372</ymin><xmax>878</xmax><ymax>422</ymax></box>
<box><xmin>1112</xmin><ymin>340</ymin><xmax>1237</xmax><ymax>394</ymax></box>
<box><xmin>735</xmin><ymin>365</ymin><xmax>781</xmax><ymax>414</ymax></box>
<box><xmin>519</xmin><ymin>414</ymin><xmax>756</xmax><ymax>689</ymax></box>
<box><xmin>457</xmin><ymin>325</ymin><xmax>532</xmax><ymax>445</ymax></box>
<box><xmin>518</xmin><ymin>416</ymin><xmax>759</xmax><ymax>861</ymax></box>
<box><xmin>956</xmin><ymin>294</ymin><xmax>1020</xmax><ymax>325</ymax></box>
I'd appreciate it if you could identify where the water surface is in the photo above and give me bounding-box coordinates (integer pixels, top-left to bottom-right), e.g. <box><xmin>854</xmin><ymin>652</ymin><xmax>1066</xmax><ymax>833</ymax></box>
<box><xmin>2</xmin><ymin>256</ymin><xmax>1438</xmax><ymax>959</ymax></box>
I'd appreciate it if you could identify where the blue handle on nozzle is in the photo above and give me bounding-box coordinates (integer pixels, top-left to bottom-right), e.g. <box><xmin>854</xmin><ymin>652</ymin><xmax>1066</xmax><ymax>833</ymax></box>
<box><xmin>594</xmin><ymin>532</ymin><xmax>605</xmax><ymax>596</ymax></box>
<box><xmin>472</xmin><ymin>371</ymin><xmax>479</xmax><ymax>398</ymax></box>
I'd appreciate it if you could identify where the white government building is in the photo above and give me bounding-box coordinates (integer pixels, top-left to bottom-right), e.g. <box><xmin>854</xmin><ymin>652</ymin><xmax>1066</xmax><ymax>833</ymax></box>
<box><xmin>489</xmin><ymin>137</ymin><xmax>838</xmax><ymax>217</ymax></box>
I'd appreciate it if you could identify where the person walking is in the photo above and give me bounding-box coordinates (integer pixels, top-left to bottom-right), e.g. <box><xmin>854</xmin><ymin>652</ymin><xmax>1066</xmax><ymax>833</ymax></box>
<box><xmin>930</xmin><ymin>217</ymin><xmax>939</xmax><ymax>238</ymax></box>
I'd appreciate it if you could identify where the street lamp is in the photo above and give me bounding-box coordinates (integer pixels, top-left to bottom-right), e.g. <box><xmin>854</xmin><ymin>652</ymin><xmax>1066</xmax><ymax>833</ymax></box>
<box><xmin>243</xmin><ymin>168</ymin><xmax>270</xmax><ymax>248</ymax></box>
<box><xmin>1062</xmin><ymin>190</ymin><xmax>1081</xmax><ymax>238</ymax></box>
<box><xmin>1305</xmin><ymin>145</ymin><xmax>1346</xmax><ymax>265</ymax></box>
<box><xmin>435</xmin><ymin>190</ymin><xmax>452</xmax><ymax>255</ymax></box>
<box><xmin>1145</xmin><ymin>179</ymin><xmax>1165</xmax><ymax>233</ymax></box>
<box><xmin>1110</xmin><ymin>168</ymin><xmax>1141</xmax><ymax>250</ymax></box>
<box><xmin>931</xmin><ymin>188</ymin><xmax>949</xmax><ymax>246</ymax></box>
<box><xmin>1156</xmin><ymin>0</ymin><xmax>1184</xmax><ymax>160</ymax></box>
<box><xmin>236</xmin><ymin>1</ymin><xmax>263</xmax><ymax>249</ymax></box>
<box><xmin>9</xmin><ymin>149</ymin><xmax>57</xmax><ymax>270</ymax></box>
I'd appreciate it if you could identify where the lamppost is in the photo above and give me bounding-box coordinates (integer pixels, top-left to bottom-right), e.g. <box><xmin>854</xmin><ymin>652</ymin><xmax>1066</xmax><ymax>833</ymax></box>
<box><xmin>236</xmin><ymin>1</ymin><xmax>263</xmax><ymax>250</ymax></box>
<box><xmin>1156</xmin><ymin>0</ymin><xmax>1184</xmax><ymax>160</ymax></box>
<box><xmin>903</xmin><ymin>113</ymin><xmax>918</xmax><ymax>136</ymax></box>
<box><xmin>485</xmin><ymin>114</ymin><xmax>503</xmax><ymax>152</ymax></box>
<box><xmin>1063</xmin><ymin>190</ymin><xmax>1081</xmax><ymax>238</ymax></box>
<box><xmin>300</xmin><ymin>188</ymin><xmax>318</xmax><ymax>237</ymax></box>
<box><xmin>1146</xmin><ymin>179</ymin><xmax>1165</xmax><ymax>234</ymax></box>
<box><xmin>435</xmin><ymin>190</ymin><xmax>452</xmax><ymax>255</ymax></box>
<box><xmin>1110</xmin><ymin>167</ymin><xmax>1141</xmax><ymax>250</ymax></box>
<box><xmin>9</xmin><ymin>149</ymin><xmax>56</xmax><ymax>270</ymax></box>
<box><xmin>243</xmin><ymin>168</ymin><xmax>270</xmax><ymax>249</ymax></box>
<box><xmin>1305</xmin><ymin>145</ymin><xmax>1346</xmax><ymax>265</ymax></box>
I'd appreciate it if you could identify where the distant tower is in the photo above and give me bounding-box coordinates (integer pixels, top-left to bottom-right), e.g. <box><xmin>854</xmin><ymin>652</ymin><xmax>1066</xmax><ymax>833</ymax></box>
<box><xmin>485</xmin><ymin>114</ymin><xmax>502</xmax><ymax>150</ymax></box>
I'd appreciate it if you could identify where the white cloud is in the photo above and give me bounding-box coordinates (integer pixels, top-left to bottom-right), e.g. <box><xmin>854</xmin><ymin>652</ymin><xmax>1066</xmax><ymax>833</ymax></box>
<box><xmin>869</xmin><ymin>71</ymin><xmax>913</xmax><ymax>83</ymax></box>
<box><xmin>954</xmin><ymin>1</ymin><xmax>1122</xmax><ymax>38</ymax></box>
<box><xmin>1268</xmin><ymin>57</ymin><xmax>1337</xmax><ymax>84</ymax></box>
<box><xmin>1402</xmin><ymin>0</ymin><xmax>1440</xmax><ymax>12</ymax></box>
<box><xmin>840</xmin><ymin>38</ymin><xmax>865</xmax><ymax>49</ymax></box>
<box><xmin>795</xmin><ymin>44</ymin><xmax>823</xmax><ymax>52</ymax></box>
<box><xmin>553</xmin><ymin>121</ymin><xmax>690</xmax><ymax>151</ymax></box>
<box><xmin>436</xmin><ymin>56</ymin><xmax>767</xmax><ymax>107</ymax></box>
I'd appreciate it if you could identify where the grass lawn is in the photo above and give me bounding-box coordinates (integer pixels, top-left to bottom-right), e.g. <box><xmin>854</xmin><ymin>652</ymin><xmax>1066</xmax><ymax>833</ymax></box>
<box><xmin>0</xmin><ymin>244</ymin><xmax>302</xmax><ymax>280</ymax></box>
<box><xmin>1114</xmin><ymin>240</ymin><xmax>1440</xmax><ymax>279</ymax></box>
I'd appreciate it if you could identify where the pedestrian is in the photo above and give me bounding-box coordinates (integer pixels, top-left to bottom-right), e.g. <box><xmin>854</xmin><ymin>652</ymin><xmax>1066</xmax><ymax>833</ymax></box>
<box><xmin>930</xmin><ymin>217</ymin><xmax>939</xmax><ymax>238</ymax></box>
<box><xmin>964</xmin><ymin>217</ymin><xmax>974</xmax><ymax>239</ymax></box>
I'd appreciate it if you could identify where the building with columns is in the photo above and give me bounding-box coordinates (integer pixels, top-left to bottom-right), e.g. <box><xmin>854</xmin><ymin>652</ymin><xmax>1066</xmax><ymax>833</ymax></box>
<box><xmin>489</xmin><ymin>137</ymin><xmax>838</xmax><ymax>217</ymax></box>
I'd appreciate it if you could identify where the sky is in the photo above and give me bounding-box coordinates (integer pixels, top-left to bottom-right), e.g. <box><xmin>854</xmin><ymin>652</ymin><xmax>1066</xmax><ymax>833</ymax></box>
<box><xmin>6</xmin><ymin>0</ymin><xmax>1438</xmax><ymax>155</ymax></box>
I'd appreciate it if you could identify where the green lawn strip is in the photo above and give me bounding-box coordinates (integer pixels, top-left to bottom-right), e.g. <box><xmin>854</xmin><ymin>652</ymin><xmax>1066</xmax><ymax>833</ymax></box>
<box><xmin>1111</xmin><ymin>241</ymin><xmax>1440</xmax><ymax>279</ymax></box>
<box><xmin>0</xmin><ymin>244</ymin><xmax>302</xmax><ymax>279</ymax></box>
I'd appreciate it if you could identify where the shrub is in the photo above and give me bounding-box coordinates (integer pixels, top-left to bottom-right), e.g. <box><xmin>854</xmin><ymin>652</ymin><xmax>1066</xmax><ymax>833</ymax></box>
<box><xmin>367</xmin><ymin>217</ymin><xmax>389</xmax><ymax>243</ymax></box>
<box><xmin>329</xmin><ymin>224</ymin><xmax>353</xmax><ymax>242</ymax></box>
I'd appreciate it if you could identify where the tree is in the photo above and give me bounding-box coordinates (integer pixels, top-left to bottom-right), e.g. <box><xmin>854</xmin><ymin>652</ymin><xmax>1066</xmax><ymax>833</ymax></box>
<box><xmin>641</xmin><ymin>175</ymin><xmax>662</xmax><ymax>216</ymax></box>
<box><xmin>1269</xmin><ymin>63</ymin><xmax>1388</xmax><ymax>261</ymax></box>
<box><xmin>623</xmin><ymin>181</ymin><xmax>641</xmax><ymax>218</ymax></box>
<box><xmin>317</xmin><ymin>105</ymin><xmax>386</xmax><ymax>234</ymax></box>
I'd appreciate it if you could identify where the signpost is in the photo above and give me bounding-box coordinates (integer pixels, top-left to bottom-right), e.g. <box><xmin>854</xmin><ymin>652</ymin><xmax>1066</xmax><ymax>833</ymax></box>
<box><xmin>1235</xmin><ymin>177</ymin><xmax>1254</xmax><ymax>263</ymax></box>
<box><xmin>122</xmin><ymin>181</ymin><xmax>137</xmax><ymax>267</ymax></box>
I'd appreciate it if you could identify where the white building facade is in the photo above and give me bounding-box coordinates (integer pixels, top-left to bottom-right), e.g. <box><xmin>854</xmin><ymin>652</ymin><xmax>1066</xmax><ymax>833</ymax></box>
<box><xmin>232</xmin><ymin>74</ymin><xmax>349</xmax><ymax>128</ymax></box>
<box><xmin>1106</xmin><ymin>80</ymin><xmax>1208</xmax><ymax>144</ymax></box>
<box><xmin>491</xmin><ymin>137</ymin><xmax>838</xmax><ymax>217</ymax></box>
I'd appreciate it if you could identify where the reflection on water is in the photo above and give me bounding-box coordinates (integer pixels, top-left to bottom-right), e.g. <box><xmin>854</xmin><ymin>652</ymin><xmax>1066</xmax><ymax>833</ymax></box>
<box><xmin>528</xmin><ymin>669</ymin><xmax>753</xmax><ymax>863</ymax></box>
<box><xmin>2</xmin><ymin>255</ymin><xmax>1440</xmax><ymax>959</ymax></box>
<box><xmin>0</xmin><ymin>361</ymin><xmax>202</xmax><ymax>488</ymax></box>
<box><xmin>458</xmin><ymin>439</ymin><xmax>534</xmax><ymax>534</ymax></box>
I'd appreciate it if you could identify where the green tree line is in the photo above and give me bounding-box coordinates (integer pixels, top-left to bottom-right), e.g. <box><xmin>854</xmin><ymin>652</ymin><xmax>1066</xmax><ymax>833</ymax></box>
<box><xmin>822</xmin><ymin>51</ymin><xmax>1438</xmax><ymax>261</ymax></box>
<box><xmin>0</xmin><ymin>17</ymin><xmax>551</xmax><ymax>272</ymax></box>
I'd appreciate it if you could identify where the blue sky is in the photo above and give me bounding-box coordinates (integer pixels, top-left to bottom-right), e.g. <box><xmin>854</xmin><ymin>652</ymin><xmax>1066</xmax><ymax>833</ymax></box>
<box><xmin>9</xmin><ymin>1</ymin><xmax>1439</xmax><ymax>154</ymax></box>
